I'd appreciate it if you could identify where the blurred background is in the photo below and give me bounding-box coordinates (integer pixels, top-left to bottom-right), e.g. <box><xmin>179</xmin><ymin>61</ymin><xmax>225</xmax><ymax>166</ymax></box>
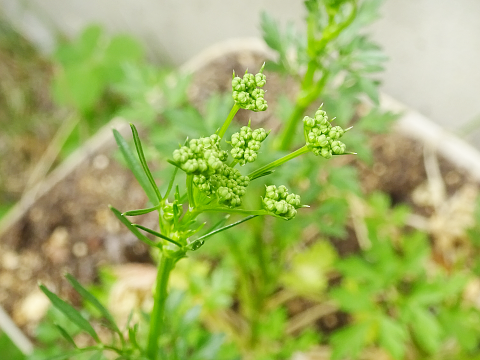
<box><xmin>2</xmin><ymin>0</ymin><xmax>480</xmax><ymax>141</ymax></box>
<box><xmin>2</xmin><ymin>1</ymin><xmax>480</xmax><ymax>360</ymax></box>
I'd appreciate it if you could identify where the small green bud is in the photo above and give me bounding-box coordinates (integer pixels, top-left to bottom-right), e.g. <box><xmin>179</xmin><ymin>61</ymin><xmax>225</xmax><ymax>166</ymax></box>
<box><xmin>183</xmin><ymin>159</ymin><xmax>199</xmax><ymax>173</ymax></box>
<box><xmin>173</xmin><ymin>147</ymin><xmax>191</xmax><ymax>163</ymax></box>
<box><xmin>275</xmin><ymin>200</ymin><xmax>289</xmax><ymax>214</ymax></box>
<box><xmin>251</xmin><ymin>88</ymin><xmax>265</xmax><ymax>100</ymax></box>
<box><xmin>233</xmin><ymin>91</ymin><xmax>248</xmax><ymax>104</ymax></box>
<box><xmin>286</xmin><ymin>193</ymin><xmax>301</xmax><ymax>207</ymax></box>
<box><xmin>197</xmin><ymin>159</ymin><xmax>208</xmax><ymax>173</ymax></box>
<box><xmin>331</xmin><ymin>140</ymin><xmax>346</xmax><ymax>155</ymax></box>
<box><xmin>231</xmin><ymin>133</ymin><xmax>245</xmax><ymax>147</ymax></box>
<box><xmin>255</xmin><ymin>98</ymin><xmax>268</xmax><ymax>111</ymax></box>
<box><xmin>265</xmin><ymin>185</ymin><xmax>279</xmax><ymax>200</ymax></box>
<box><xmin>252</xmin><ymin>128</ymin><xmax>268</xmax><ymax>141</ymax></box>
<box><xmin>285</xmin><ymin>206</ymin><xmax>297</xmax><ymax>220</ymax></box>
<box><xmin>303</xmin><ymin>116</ymin><xmax>316</xmax><ymax>128</ymax></box>
<box><xmin>329</xmin><ymin>126</ymin><xmax>345</xmax><ymax>140</ymax></box>
<box><xmin>243</xmin><ymin>73</ymin><xmax>255</xmax><ymax>89</ymax></box>
<box><xmin>231</xmin><ymin>147</ymin><xmax>244</xmax><ymax>159</ymax></box>
<box><xmin>277</xmin><ymin>185</ymin><xmax>288</xmax><ymax>199</ymax></box>
<box><xmin>254</xmin><ymin>72</ymin><xmax>266</xmax><ymax>87</ymax></box>
<box><xmin>320</xmin><ymin>148</ymin><xmax>332</xmax><ymax>159</ymax></box>
<box><xmin>232</xmin><ymin>76</ymin><xmax>245</xmax><ymax>91</ymax></box>
<box><xmin>263</xmin><ymin>198</ymin><xmax>276</xmax><ymax>212</ymax></box>
<box><xmin>315</xmin><ymin>134</ymin><xmax>329</xmax><ymax>147</ymax></box>
<box><xmin>218</xmin><ymin>186</ymin><xmax>232</xmax><ymax>200</ymax></box>
<box><xmin>244</xmin><ymin>148</ymin><xmax>257</xmax><ymax>163</ymax></box>
<box><xmin>239</xmin><ymin>128</ymin><xmax>252</xmax><ymax>142</ymax></box>
<box><xmin>248</xmin><ymin>140</ymin><xmax>261</xmax><ymax>151</ymax></box>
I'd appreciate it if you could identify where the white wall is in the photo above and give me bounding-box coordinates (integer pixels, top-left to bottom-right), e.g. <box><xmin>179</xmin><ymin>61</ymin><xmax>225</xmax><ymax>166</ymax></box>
<box><xmin>2</xmin><ymin>0</ymin><xmax>480</xmax><ymax>143</ymax></box>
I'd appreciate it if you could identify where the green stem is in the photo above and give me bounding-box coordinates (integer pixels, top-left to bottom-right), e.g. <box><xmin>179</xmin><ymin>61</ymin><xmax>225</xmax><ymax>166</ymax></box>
<box><xmin>278</xmin><ymin>69</ymin><xmax>330</xmax><ymax>150</ymax></box>
<box><xmin>277</xmin><ymin>2</ymin><xmax>357</xmax><ymax>151</ymax></box>
<box><xmin>249</xmin><ymin>145</ymin><xmax>310</xmax><ymax>180</ymax></box>
<box><xmin>218</xmin><ymin>103</ymin><xmax>240</xmax><ymax>139</ymax></box>
<box><xmin>186</xmin><ymin>174</ymin><xmax>195</xmax><ymax>209</ymax></box>
<box><xmin>146</xmin><ymin>254</ymin><xmax>176</xmax><ymax>360</ymax></box>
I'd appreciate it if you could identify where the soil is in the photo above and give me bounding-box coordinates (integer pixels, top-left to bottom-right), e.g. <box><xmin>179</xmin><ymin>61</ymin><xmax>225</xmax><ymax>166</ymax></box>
<box><xmin>0</xmin><ymin>41</ymin><xmax>478</xmax><ymax>346</ymax></box>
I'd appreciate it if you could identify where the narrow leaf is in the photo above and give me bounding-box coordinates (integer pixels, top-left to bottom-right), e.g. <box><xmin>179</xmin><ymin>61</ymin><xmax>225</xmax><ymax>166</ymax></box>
<box><xmin>65</xmin><ymin>273</ymin><xmax>121</xmax><ymax>335</ymax></box>
<box><xmin>54</xmin><ymin>324</ymin><xmax>77</xmax><ymax>348</ymax></box>
<box><xmin>203</xmin><ymin>215</ymin><xmax>230</xmax><ymax>234</ymax></box>
<box><xmin>122</xmin><ymin>205</ymin><xmax>158</xmax><ymax>216</ymax></box>
<box><xmin>109</xmin><ymin>206</ymin><xmax>161</xmax><ymax>249</ymax></box>
<box><xmin>164</xmin><ymin>166</ymin><xmax>178</xmax><ymax>200</ymax></box>
<box><xmin>129</xmin><ymin>124</ymin><xmax>162</xmax><ymax>202</ymax></box>
<box><xmin>113</xmin><ymin>129</ymin><xmax>158</xmax><ymax>204</ymax></box>
<box><xmin>187</xmin><ymin>215</ymin><xmax>258</xmax><ymax>250</ymax></box>
<box><xmin>249</xmin><ymin>170</ymin><xmax>275</xmax><ymax>181</ymax></box>
<box><xmin>133</xmin><ymin>224</ymin><xmax>182</xmax><ymax>247</ymax></box>
<box><xmin>39</xmin><ymin>284</ymin><xmax>99</xmax><ymax>342</ymax></box>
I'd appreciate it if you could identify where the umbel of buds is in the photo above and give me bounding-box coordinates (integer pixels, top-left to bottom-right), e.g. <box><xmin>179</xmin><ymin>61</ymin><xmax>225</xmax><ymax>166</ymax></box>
<box><xmin>230</xmin><ymin>124</ymin><xmax>269</xmax><ymax>166</ymax></box>
<box><xmin>173</xmin><ymin>134</ymin><xmax>252</xmax><ymax>207</ymax></box>
<box><xmin>262</xmin><ymin>185</ymin><xmax>303</xmax><ymax>220</ymax></box>
<box><xmin>303</xmin><ymin>105</ymin><xmax>350</xmax><ymax>159</ymax></box>
<box><xmin>232</xmin><ymin>63</ymin><xmax>268</xmax><ymax>112</ymax></box>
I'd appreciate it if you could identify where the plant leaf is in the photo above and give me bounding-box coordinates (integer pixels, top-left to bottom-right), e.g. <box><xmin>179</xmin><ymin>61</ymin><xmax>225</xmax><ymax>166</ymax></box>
<box><xmin>65</xmin><ymin>274</ymin><xmax>121</xmax><ymax>336</ymax></box>
<box><xmin>122</xmin><ymin>205</ymin><xmax>158</xmax><ymax>216</ymax></box>
<box><xmin>39</xmin><ymin>284</ymin><xmax>99</xmax><ymax>342</ymax></box>
<box><xmin>129</xmin><ymin>123</ymin><xmax>163</xmax><ymax>202</ymax></box>
<box><xmin>378</xmin><ymin>316</ymin><xmax>408</xmax><ymax>360</ymax></box>
<box><xmin>54</xmin><ymin>324</ymin><xmax>77</xmax><ymax>348</ymax></box>
<box><xmin>109</xmin><ymin>206</ymin><xmax>160</xmax><ymax>249</ymax></box>
<box><xmin>112</xmin><ymin>129</ymin><xmax>158</xmax><ymax>204</ymax></box>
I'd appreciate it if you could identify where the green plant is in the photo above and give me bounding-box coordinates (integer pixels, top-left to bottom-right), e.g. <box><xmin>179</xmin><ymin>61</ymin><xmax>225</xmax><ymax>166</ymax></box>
<box><xmin>329</xmin><ymin>192</ymin><xmax>480</xmax><ymax>360</ymax></box>
<box><xmin>38</xmin><ymin>65</ymin><xmax>352</xmax><ymax>360</ymax></box>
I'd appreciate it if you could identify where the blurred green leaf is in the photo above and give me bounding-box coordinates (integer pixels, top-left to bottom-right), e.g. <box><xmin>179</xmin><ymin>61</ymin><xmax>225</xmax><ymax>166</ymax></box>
<box><xmin>113</xmin><ymin>128</ymin><xmax>158</xmax><ymax>204</ymax></box>
<box><xmin>330</xmin><ymin>320</ymin><xmax>374</xmax><ymax>360</ymax></box>
<box><xmin>378</xmin><ymin>316</ymin><xmax>408</xmax><ymax>360</ymax></box>
<box><xmin>281</xmin><ymin>241</ymin><xmax>337</xmax><ymax>295</ymax></box>
<box><xmin>53</xmin><ymin>324</ymin><xmax>77</xmax><ymax>349</ymax></box>
<box><xmin>357</xmin><ymin>108</ymin><xmax>399</xmax><ymax>133</ymax></box>
<box><xmin>39</xmin><ymin>285</ymin><xmax>99</xmax><ymax>342</ymax></box>
<box><xmin>65</xmin><ymin>273</ymin><xmax>121</xmax><ymax>335</ymax></box>
<box><xmin>328</xmin><ymin>166</ymin><xmax>362</xmax><ymax>195</ymax></box>
<box><xmin>406</xmin><ymin>305</ymin><xmax>442</xmax><ymax>354</ymax></box>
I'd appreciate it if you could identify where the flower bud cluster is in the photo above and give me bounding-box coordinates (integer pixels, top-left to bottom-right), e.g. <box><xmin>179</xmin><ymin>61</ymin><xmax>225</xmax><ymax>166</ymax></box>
<box><xmin>262</xmin><ymin>185</ymin><xmax>302</xmax><ymax>220</ymax></box>
<box><xmin>232</xmin><ymin>65</ymin><xmax>268</xmax><ymax>112</ymax></box>
<box><xmin>303</xmin><ymin>106</ymin><xmax>347</xmax><ymax>159</ymax></box>
<box><xmin>172</xmin><ymin>134</ymin><xmax>250</xmax><ymax>207</ymax></box>
<box><xmin>230</xmin><ymin>126</ymin><xmax>269</xmax><ymax>165</ymax></box>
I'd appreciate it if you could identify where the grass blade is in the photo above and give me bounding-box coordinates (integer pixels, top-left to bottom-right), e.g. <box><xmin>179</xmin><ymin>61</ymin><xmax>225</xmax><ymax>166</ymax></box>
<box><xmin>39</xmin><ymin>285</ymin><xmax>100</xmax><ymax>342</ymax></box>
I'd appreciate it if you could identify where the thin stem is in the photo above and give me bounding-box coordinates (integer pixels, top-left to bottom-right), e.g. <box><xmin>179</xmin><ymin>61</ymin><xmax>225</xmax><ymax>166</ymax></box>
<box><xmin>195</xmin><ymin>207</ymin><xmax>268</xmax><ymax>217</ymax></box>
<box><xmin>146</xmin><ymin>255</ymin><xmax>176</xmax><ymax>360</ymax></box>
<box><xmin>218</xmin><ymin>103</ymin><xmax>240</xmax><ymax>139</ymax></box>
<box><xmin>249</xmin><ymin>145</ymin><xmax>310</xmax><ymax>180</ymax></box>
<box><xmin>186</xmin><ymin>174</ymin><xmax>195</xmax><ymax>209</ymax></box>
<box><xmin>277</xmin><ymin>69</ymin><xmax>329</xmax><ymax>150</ymax></box>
